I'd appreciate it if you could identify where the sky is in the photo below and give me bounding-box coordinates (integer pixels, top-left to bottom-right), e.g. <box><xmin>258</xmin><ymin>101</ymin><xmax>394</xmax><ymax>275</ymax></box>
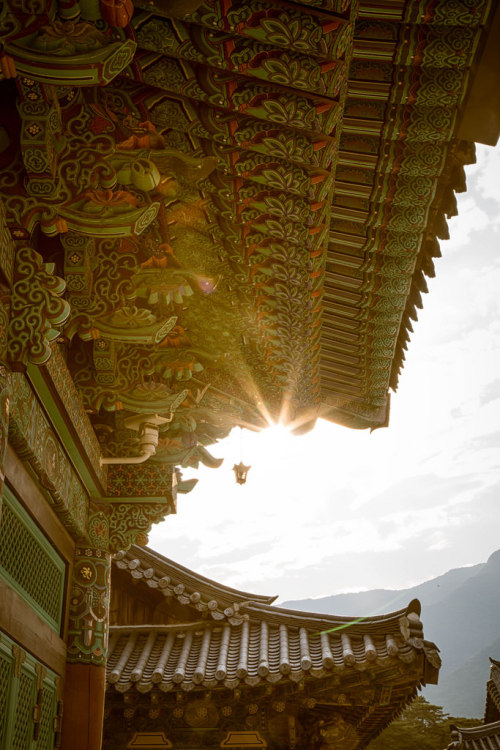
<box><xmin>149</xmin><ymin>143</ymin><xmax>500</xmax><ymax>603</ymax></box>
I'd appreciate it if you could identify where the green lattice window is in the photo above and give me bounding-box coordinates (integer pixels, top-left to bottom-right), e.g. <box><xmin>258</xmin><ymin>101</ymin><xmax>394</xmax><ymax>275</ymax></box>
<box><xmin>37</xmin><ymin>681</ymin><xmax>56</xmax><ymax>750</ymax></box>
<box><xmin>0</xmin><ymin>488</ymin><xmax>66</xmax><ymax>632</ymax></box>
<box><xmin>0</xmin><ymin>631</ymin><xmax>59</xmax><ymax>750</ymax></box>
<box><xmin>11</xmin><ymin>671</ymin><xmax>35</xmax><ymax>750</ymax></box>
<box><xmin>0</xmin><ymin>649</ymin><xmax>13</xmax><ymax>748</ymax></box>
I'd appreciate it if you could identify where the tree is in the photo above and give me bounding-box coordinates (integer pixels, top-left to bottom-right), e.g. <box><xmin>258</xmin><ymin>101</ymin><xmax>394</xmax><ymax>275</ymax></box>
<box><xmin>367</xmin><ymin>696</ymin><xmax>481</xmax><ymax>750</ymax></box>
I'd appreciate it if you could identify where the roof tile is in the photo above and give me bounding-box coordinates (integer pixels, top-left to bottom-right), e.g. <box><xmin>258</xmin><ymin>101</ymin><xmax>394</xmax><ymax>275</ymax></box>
<box><xmin>107</xmin><ymin>608</ymin><xmax>439</xmax><ymax>693</ymax></box>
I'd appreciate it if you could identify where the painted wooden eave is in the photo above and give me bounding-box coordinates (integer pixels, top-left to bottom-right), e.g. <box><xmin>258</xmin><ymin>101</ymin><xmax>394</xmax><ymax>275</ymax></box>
<box><xmin>126</xmin><ymin>0</ymin><xmax>498</xmax><ymax>429</ymax></box>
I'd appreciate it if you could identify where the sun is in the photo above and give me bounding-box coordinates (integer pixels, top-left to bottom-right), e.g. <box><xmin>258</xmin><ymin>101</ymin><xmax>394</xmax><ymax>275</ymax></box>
<box><xmin>264</xmin><ymin>422</ymin><xmax>291</xmax><ymax>438</ymax></box>
<box><xmin>237</xmin><ymin>421</ymin><xmax>295</xmax><ymax>469</ymax></box>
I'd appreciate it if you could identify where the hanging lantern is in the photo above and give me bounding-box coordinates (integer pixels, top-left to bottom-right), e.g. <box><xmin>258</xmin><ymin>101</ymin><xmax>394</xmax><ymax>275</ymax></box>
<box><xmin>232</xmin><ymin>461</ymin><xmax>251</xmax><ymax>485</ymax></box>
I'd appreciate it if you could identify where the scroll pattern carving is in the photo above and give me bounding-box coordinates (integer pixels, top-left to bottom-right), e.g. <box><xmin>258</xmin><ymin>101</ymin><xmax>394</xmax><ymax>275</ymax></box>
<box><xmin>8</xmin><ymin>246</ymin><xmax>70</xmax><ymax>368</ymax></box>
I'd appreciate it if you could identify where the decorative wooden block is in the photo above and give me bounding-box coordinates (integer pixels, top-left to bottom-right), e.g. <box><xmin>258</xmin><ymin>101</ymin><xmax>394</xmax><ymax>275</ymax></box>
<box><xmin>220</xmin><ymin>731</ymin><xmax>267</xmax><ymax>748</ymax></box>
<box><xmin>127</xmin><ymin>732</ymin><xmax>172</xmax><ymax>748</ymax></box>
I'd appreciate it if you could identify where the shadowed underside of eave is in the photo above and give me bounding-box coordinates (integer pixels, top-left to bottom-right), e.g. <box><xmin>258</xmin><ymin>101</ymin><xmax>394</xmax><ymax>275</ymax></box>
<box><xmin>1</xmin><ymin>0</ymin><xmax>497</xmax><ymax>468</ymax></box>
<box><xmin>126</xmin><ymin>0</ymin><xmax>495</xmax><ymax>429</ymax></box>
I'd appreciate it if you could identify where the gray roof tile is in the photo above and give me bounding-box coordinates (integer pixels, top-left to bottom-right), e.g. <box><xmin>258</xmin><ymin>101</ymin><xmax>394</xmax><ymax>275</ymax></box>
<box><xmin>107</xmin><ymin>601</ymin><xmax>439</xmax><ymax>694</ymax></box>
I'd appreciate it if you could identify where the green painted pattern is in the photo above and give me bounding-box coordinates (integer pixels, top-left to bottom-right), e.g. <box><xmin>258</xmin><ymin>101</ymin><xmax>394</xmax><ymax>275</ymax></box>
<box><xmin>26</xmin><ymin>359</ymin><xmax>105</xmax><ymax>497</ymax></box>
<box><xmin>9</xmin><ymin>372</ymin><xmax>89</xmax><ymax>539</ymax></box>
<box><xmin>0</xmin><ymin>487</ymin><xmax>66</xmax><ymax>633</ymax></box>
<box><xmin>67</xmin><ymin>547</ymin><xmax>110</xmax><ymax>666</ymax></box>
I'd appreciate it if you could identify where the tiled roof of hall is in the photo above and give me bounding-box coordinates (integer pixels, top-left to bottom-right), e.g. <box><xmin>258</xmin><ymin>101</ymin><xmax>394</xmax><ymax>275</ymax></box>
<box><xmin>113</xmin><ymin>545</ymin><xmax>433</xmax><ymax>633</ymax></box>
<box><xmin>448</xmin><ymin>722</ymin><xmax>500</xmax><ymax>750</ymax></box>
<box><xmin>107</xmin><ymin>610</ymin><xmax>438</xmax><ymax>695</ymax></box>
<box><xmin>108</xmin><ymin>547</ymin><xmax>440</xmax><ymax>694</ymax></box>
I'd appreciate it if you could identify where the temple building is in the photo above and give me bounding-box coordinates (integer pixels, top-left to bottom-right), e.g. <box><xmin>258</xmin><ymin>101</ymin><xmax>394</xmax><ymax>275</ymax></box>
<box><xmin>0</xmin><ymin>0</ymin><xmax>499</xmax><ymax>748</ymax></box>
<box><xmin>446</xmin><ymin>658</ymin><xmax>500</xmax><ymax>750</ymax></box>
<box><xmin>103</xmin><ymin>545</ymin><xmax>440</xmax><ymax>750</ymax></box>
<box><xmin>485</xmin><ymin>659</ymin><xmax>500</xmax><ymax>725</ymax></box>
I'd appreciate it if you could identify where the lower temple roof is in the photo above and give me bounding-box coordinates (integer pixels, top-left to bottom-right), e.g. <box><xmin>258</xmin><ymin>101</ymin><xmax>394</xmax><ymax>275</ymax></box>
<box><xmin>105</xmin><ymin>547</ymin><xmax>440</xmax><ymax>749</ymax></box>
<box><xmin>107</xmin><ymin>600</ymin><xmax>439</xmax><ymax>693</ymax></box>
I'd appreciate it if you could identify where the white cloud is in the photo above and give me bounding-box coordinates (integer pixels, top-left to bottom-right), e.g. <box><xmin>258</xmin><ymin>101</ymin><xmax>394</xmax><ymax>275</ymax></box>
<box><xmin>445</xmin><ymin>198</ymin><xmax>491</xmax><ymax>253</ymax></box>
<box><xmin>474</xmin><ymin>143</ymin><xmax>500</xmax><ymax>214</ymax></box>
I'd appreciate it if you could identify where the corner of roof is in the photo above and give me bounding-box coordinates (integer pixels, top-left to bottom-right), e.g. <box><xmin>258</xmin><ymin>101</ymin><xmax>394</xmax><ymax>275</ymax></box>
<box><xmin>406</xmin><ymin>598</ymin><xmax>421</xmax><ymax>617</ymax></box>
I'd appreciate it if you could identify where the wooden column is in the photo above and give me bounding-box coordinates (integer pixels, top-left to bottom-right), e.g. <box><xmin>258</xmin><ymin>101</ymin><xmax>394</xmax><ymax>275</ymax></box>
<box><xmin>61</xmin><ymin>547</ymin><xmax>111</xmax><ymax>750</ymax></box>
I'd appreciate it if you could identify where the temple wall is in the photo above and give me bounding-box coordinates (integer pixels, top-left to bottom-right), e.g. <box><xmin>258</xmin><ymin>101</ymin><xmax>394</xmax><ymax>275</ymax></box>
<box><xmin>0</xmin><ymin>444</ymin><xmax>73</xmax><ymax>748</ymax></box>
<box><xmin>0</xmin><ymin>358</ymin><xmax>177</xmax><ymax>749</ymax></box>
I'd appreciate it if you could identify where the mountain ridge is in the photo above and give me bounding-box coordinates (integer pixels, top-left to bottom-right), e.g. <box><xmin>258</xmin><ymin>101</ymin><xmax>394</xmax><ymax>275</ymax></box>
<box><xmin>282</xmin><ymin>550</ymin><xmax>500</xmax><ymax>717</ymax></box>
<box><xmin>282</xmin><ymin>561</ymin><xmax>484</xmax><ymax>616</ymax></box>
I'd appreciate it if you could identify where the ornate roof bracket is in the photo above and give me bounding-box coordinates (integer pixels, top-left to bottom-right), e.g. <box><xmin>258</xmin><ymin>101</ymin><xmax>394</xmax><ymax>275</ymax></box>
<box><xmin>90</xmin><ymin>493</ymin><xmax>176</xmax><ymax>552</ymax></box>
<box><xmin>17</xmin><ymin>94</ymin><xmax>64</xmax><ymax>200</ymax></box>
<box><xmin>5</xmin><ymin>27</ymin><xmax>136</xmax><ymax>87</ymax></box>
<box><xmin>0</xmin><ymin>0</ymin><xmax>497</xmax><ymax>510</ymax></box>
<box><xmin>7</xmin><ymin>244</ymin><xmax>70</xmax><ymax>368</ymax></box>
<box><xmin>55</xmin><ymin>196</ymin><xmax>160</xmax><ymax>238</ymax></box>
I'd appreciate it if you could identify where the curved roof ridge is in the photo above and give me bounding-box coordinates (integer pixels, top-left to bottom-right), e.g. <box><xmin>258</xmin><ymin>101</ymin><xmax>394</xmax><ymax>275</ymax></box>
<box><xmin>114</xmin><ymin>547</ymin><xmax>428</xmax><ymax>636</ymax></box>
<box><xmin>107</xmin><ymin>594</ymin><xmax>416</xmax><ymax>632</ymax></box>
<box><xmin>240</xmin><ymin>598</ymin><xmax>423</xmax><ymax>635</ymax></box>
<box><xmin>114</xmin><ymin>544</ymin><xmax>277</xmax><ymax>608</ymax></box>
